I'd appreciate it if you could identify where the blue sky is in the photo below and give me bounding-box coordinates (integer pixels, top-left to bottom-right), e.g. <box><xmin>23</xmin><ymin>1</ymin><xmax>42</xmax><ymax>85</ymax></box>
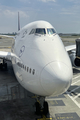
<box><xmin>0</xmin><ymin>0</ymin><xmax>80</xmax><ymax>33</ymax></box>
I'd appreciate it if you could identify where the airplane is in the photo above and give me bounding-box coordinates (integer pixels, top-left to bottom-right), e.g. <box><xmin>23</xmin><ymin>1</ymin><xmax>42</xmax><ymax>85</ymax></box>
<box><xmin>0</xmin><ymin>13</ymin><xmax>79</xmax><ymax>115</ymax></box>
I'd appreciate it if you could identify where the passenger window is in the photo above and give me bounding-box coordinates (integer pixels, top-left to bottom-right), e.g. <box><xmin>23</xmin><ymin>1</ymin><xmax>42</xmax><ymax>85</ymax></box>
<box><xmin>32</xmin><ymin>69</ymin><xmax>35</xmax><ymax>75</ymax></box>
<box><xmin>25</xmin><ymin>66</ymin><xmax>26</xmax><ymax>71</ymax></box>
<box><xmin>29</xmin><ymin>68</ymin><xmax>31</xmax><ymax>73</ymax></box>
<box><xmin>27</xmin><ymin>67</ymin><xmax>29</xmax><ymax>72</ymax></box>
<box><xmin>23</xmin><ymin>65</ymin><xmax>24</xmax><ymax>69</ymax></box>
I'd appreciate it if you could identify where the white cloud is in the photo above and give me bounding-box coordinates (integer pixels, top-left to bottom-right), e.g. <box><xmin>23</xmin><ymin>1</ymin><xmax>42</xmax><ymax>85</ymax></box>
<box><xmin>18</xmin><ymin>0</ymin><xmax>28</xmax><ymax>2</ymax></box>
<box><xmin>0</xmin><ymin>9</ymin><xmax>29</xmax><ymax>18</ymax></box>
<box><xmin>67</xmin><ymin>0</ymin><xmax>80</xmax><ymax>4</ymax></box>
<box><xmin>67</xmin><ymin>0</ymin><xmax>74</xmax><ymax>1</ymax></box>
<box><xmin>60</xmin><ymin>2</ymin><xmax>80</xmax><ymax>16</ymax></box>
<box><xmin>60</xmin><ymin>12</ymin><xmax>74</xmax><ymax>15</ymax></box>
<box><xmin>39</xmin><ymin>0</ymin><xmax>56</xmax><ymax>2</ymax></box>
<box><xmin>19</xmin><ymin>0</ymin><xmax>56</xmax><ymax>2</ymax></box>
<box><xmin>3</xmin><ymin>10</ymin><xmax>16</xmax><ymax>17</ymax></box>
<box><xmin>0</xmin><ymin>7</ymin><xmax>30</xmax><ymax>33</ymax></box>
<box><xmin>18</xmin><ymin>0</ymin><xmax>31</xmax><ymax>3</ymax></box>
<box><xmin>18</xmin><ymin>11</ymin><xmax>29</xmax><ymax>18</ymax></box>
<box><xmin>60</xmin><ymin>8</ymin><xmax>75</xmax><ymax>15</ymax></box>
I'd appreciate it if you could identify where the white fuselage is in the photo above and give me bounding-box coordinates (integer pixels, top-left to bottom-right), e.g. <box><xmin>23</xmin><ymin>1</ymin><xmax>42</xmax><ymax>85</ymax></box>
<box><xmin>11</xmin><ymin>21</ymin><xmax>72</xmax><ymax>96</ymax></box>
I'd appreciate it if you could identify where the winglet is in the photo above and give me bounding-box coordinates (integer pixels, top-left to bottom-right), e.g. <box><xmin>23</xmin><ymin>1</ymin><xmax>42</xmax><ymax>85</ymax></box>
<box><xmin>18</xmin><ymin>12</ymin><xmax>20</xmax><ymax>31</ymax></box>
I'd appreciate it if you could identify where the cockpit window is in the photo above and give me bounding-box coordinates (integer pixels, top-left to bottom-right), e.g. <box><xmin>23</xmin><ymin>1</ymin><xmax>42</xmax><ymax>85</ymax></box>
<box><xmin>47</xmin><ymin>28</ymin><xmax>56</xmax><ymax>35</ymax></box>
<box><xmin>29</xmin><ymin>29</ymin><xmax>36</xmax><ymax>34</ymax></box>
<box><xmin>29</xmin><ymin>28</ymin><xmax>46</xmax><ymax>35</ymax></box>
<box><xmin>35</xmin><ymin>28</ymin><xmax>46</xmax><ymax>35</ymax></box>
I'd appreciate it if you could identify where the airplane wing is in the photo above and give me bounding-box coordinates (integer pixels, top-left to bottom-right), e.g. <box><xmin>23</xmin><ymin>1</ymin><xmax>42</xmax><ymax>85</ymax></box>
<box><xmin>0</xmin><ymin>35</ymin><xmax>15</xmax><ymax>62</ymax></box>
<box><xmin>65</xmin><ymin>45</ymin><xmax>76</xmax><ymax>52</ymax></box>
<box><xmin>0</xmin><ymin>51</ymin><xmax>12</xmax><ymax>61</ymax></box>
<box><xmin>0</xmin><ymin>35</ymin><xmax>15</xmax><ymax>39</ymax></box>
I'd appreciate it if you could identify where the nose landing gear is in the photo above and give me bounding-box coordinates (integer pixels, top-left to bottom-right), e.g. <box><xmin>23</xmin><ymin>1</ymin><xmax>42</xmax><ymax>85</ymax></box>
<box><xmin>33</xmin><ymin>95</ymin><xmax>49</xmax><ymax>116</ymax></box>
<box><xmin>35</xmin><ymin>101</ymin><xmax>41</xmax><ymax>115</ymax></box>
<box><xmin>36</xmin><ymin>101</ymin><xmax>52</xmax><ymax>120</ymax></box>
<box><xmin>33</xmin><ymin>95</ymin><xmax>52</xmax><ymax>120</ymax></box>
<box><xmin>43</xmin><ymin>101</ymin><xmax>49</xmax><ymax>116</ymax></box>
<box><xmin>35</xmin><ymin>101</ymin><xmax>49</xmax><ymax>116</ymax></box>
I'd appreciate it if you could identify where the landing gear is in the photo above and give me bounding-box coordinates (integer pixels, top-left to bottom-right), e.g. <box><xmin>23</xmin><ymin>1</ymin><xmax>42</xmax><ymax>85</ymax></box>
<box><xmin>43</xmin><ymin>101</ymin><xmax>49</xmax><ymax>116</ymax></box>
<box><xmin>35</xmin><ymin>97</ymin><xmax>51</xmax><ymax>120</ymax></box>
<box><xmin>35</xmin><ymin>101</ymin><xmax>41</xmax><ymax>115</ymax></box>
<box><xmin>34</xmin><ymin>96</ymin><xmax>49</xmax><ymax>116</ymax></box>
<box><xmin>35</xmin><ymin>101</ymin><xmax>49</xmax><ymax>116</ymax></box>
<box><xmin>0</xmin><ymin>59</ymin><xmax>7</xmax><ymax>70</ymax></box>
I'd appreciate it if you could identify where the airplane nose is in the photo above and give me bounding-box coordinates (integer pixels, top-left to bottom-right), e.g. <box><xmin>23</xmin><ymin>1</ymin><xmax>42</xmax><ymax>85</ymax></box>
<box><xmin>40</xmin><ymin>61</ymin><xmax>72</xmax><ymax>96</ymax></box>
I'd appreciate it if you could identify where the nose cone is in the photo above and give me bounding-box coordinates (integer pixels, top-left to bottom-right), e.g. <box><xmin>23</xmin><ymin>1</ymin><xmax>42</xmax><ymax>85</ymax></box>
<box><xmin>40</xmin><ymin>62</ymin><xmax>72</xmax><ymax>96</ymax></box>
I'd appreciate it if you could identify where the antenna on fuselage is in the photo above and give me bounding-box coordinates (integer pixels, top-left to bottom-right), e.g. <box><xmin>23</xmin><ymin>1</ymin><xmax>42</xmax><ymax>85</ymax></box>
<box><xmin>18</xmin><ymin>12</ymin><xmax>20</xmax><ymax>31</ymax></box>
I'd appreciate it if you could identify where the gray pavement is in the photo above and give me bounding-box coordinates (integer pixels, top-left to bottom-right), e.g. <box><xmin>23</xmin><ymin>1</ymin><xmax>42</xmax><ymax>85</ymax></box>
<box><xmin>0</xmin><ymin>37</ymin><xmax>80</xmax><ymax>120</ymax></box>
<box><xmin>46</xmin><ymin>67</ymin><xmax>80</xmax><ymax>120</ymax></box>
<box><xmin>0</xmin><ymin>61</ymin><xmax>38</xmax><ymax>120</ymax></box>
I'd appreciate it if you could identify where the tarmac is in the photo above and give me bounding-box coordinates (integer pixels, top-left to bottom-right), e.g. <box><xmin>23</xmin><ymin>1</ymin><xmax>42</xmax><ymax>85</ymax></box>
<box><xmin>0</xmin><ymin>36</ymin><xmax>80</xmax><ymax>120</ymax></box>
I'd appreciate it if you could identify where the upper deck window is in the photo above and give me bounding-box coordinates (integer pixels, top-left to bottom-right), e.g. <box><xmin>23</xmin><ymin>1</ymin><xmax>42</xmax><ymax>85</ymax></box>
<box><xmin>47</xmin><ymin>28</ymin><xmax>56</xmax><ymax>35</ymax></box>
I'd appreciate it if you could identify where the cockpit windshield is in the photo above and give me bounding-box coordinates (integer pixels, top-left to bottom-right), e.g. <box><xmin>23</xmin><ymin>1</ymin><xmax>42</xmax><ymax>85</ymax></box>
<box><xmin>35</xmin><ymin>28</ymin><xmax>46</xmax><ymax>35</ymax></box>
<box><xmin>47</xmin><ymin>28</ymin><xmax>56</xmax><ymax>35</ymax></box>
<box><xmin>29</xmin><ymin>28</ymin><xmax>56</xmax><ymax>35</ymax></box>
<box><xmin>29</xmin><ymin>28</ymin><xmax>46</xmax><ymax>35</ymax></box>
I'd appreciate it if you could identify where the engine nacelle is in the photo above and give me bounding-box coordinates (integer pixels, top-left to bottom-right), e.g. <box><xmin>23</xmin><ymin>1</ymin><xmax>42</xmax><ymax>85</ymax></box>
<box><xmin>70</xmin><ymin>38</ymin><xmax>80</xmax><ymax>68</ymax></box>
<box><xmin>69</xmin><ymin>51</ymin><xmax>77</xmax><ymax>67</ymax></box>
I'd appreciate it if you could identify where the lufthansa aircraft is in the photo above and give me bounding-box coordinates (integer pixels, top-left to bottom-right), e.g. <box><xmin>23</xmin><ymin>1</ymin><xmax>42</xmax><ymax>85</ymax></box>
<box><xmin>0</xmin><ymin>13</ymin><xmax>78</xmax><ymax>115</ymax></box>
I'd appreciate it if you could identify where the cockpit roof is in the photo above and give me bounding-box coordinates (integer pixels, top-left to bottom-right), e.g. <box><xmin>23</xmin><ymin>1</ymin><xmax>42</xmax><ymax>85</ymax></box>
<box><xmin>23</xmin><ymin>21</ymin><xmax>54</xmax><ymax>30</ymax></box>
<box><xmin>18</xmin><ymin>21</ymin><xmax>56</xmax><ymax>37</ymax></box>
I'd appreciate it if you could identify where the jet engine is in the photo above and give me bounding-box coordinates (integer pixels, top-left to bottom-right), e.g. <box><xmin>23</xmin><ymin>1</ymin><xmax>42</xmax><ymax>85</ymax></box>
<box><xmin>70</xmin><ymin>38</ymin><xmax>80</xmax><ymax>67</ymax></box>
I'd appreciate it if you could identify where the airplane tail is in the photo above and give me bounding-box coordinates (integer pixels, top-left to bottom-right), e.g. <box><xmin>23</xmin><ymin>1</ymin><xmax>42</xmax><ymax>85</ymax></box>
<box><xmin>18</xmin><ymin>12</ymin><xmax>20</xmax><ymax>31</ymax></box>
